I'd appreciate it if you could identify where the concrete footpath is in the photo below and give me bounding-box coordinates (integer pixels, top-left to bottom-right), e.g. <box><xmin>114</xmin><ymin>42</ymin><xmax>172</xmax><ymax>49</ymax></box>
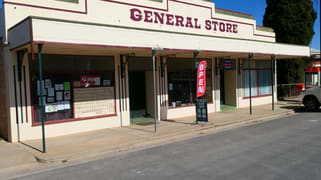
<box><xmin>0</xmin><ymin>102</ymin><xmax>298</xmax><ymax>176</ymax></box>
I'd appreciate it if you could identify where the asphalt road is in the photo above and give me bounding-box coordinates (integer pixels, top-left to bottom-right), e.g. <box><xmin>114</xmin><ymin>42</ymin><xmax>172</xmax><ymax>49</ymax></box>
<box><xmin>14</xmin><ymin>112</ymin><xmax>321</xmax><ymax>180</ymax></box>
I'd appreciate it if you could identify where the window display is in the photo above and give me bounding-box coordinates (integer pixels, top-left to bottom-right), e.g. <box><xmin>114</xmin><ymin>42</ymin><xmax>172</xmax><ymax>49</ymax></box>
<box><xmin>29</xmin><ymin>54</ymin><xmax>115</xmax><ymax>124</ymax></box>
<box><xmin>167</xmin><ymin>58</ymin><xmax>212</xmax><ymax>108</ymax></box>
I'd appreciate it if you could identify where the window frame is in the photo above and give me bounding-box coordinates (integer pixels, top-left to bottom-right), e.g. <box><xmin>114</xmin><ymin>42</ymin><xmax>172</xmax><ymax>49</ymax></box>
<box><xmin>29</xmin><ymin>55</ymin><xmax>117</xmax><ymax>127</ymax></box>
<box><xmin>242</xmin><ymin>67</ymin><xmax>273</xmax><ymax>99</ymax></box>
<box><xmin>167</xmin><ymin>58</ymin><xmax>213</xmax><ymax>109</ymax></box>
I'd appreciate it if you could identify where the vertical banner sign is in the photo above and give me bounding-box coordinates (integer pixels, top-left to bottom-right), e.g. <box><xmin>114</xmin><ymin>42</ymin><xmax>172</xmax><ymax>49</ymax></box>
<box><xmin>197</xmin><ymin>60</ymin><xmax>207</xmax><ymax>98</ymax></box>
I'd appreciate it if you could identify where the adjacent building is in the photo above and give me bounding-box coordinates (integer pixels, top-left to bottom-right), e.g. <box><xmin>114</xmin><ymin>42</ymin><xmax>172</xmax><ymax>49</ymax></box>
<box><xmin>306</xmin><ymin>48</ymin><xmax>320</xmax><ymax>87</ymax></box>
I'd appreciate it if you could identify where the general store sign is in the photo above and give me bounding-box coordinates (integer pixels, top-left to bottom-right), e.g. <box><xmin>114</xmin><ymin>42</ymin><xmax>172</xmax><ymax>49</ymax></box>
<box><xmin>130</xmin><ymin>8</ymin><xmax>239</xmax><ymax>34</ymax></box>
<box><xmin>197</xmin><ymin>60</ymin><xmax>207</xmax><ymax>98</ymax></box>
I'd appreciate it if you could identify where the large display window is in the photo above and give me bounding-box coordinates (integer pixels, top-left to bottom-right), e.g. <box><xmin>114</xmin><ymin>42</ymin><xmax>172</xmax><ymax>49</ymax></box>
<box><xmin>29</xmin><ymin>54</ymin><xmax>116</xmax><ymax>125</ymax></box>
<box><xmin>167</xmin><ymin>58</ymin><xmax>212</xmax><ymax>108</ymax></box>
<box><xmin>242</xmin><ymin>60</ymin><xmax>272</xmax><ymax>98</ymax></box>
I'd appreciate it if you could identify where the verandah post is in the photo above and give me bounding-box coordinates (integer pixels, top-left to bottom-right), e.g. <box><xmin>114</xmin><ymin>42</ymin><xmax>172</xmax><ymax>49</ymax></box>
<box><xmin>17</xmin><ymin>51</ymin><xmax>25</xmax><ymax>124</ymax></box>
<box><xmin>194</xmin><ymin>51</ymin><xmax>199</xmax><ymax>124</ymax></box>
<box><xmin>271</xmin><ymin>55</ymin><xmax>276</xmax><ymax>111</ymax></box>
<box><xmin>248</xmin><ymin>54</ymin><xmax>253</xmax><ymax>115</ymax></box>
<box><xmin>152</xmin><ymin>50</ymin><xmax>158</xmax><ymax>132</ymax></box>
<box><xmin>38</xmin><ymin>44</ymin><xmax>46</xmax><ymax>153</ymax></box>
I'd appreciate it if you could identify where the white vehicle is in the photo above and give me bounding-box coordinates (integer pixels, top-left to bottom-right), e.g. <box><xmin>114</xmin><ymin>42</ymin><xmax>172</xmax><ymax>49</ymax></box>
<box><xmin>299</xmin><ymin>86</ymin><xmax>321</xmax><ymax>111</ymax></box>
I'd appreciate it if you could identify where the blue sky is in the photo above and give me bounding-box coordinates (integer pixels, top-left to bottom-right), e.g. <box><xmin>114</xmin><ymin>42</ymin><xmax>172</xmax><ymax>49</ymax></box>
<box><xmin>214</xmin><ymin>0</ymin><xmax>320</xmax><ymax>50</ymax></box>
<box><xmin>0</xmin><ymin>0</ymin><xmax>319</xmax><ymax>49</ymax></box>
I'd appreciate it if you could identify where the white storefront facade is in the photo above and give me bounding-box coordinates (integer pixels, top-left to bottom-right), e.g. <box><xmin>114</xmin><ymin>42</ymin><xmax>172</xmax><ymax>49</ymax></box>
<box><xmin>0</xmin><ymin>0</ymin><xmax>310</xmax><ymax>142</ymax></box>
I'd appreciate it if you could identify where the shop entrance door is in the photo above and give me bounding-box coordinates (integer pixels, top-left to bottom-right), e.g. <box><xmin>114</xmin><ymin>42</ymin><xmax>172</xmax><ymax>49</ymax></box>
<box><xmin>129</xmin><ymin>72</ymin><xmax>147</xmax><ymax>118</ymax></box>
<box><xmin>220</xmin><ymin>69</ymin><xmax>237</xmax><ymax>111</ymax></box>
<box><xmin>128</xmin><ymin>57</ymin><xmax>155</xmax><ymax>125</ymax></box>
<box><xmin>220</xmin><ymin>70</ymin><xmax>225</xmax><ymax>105</ymax></box>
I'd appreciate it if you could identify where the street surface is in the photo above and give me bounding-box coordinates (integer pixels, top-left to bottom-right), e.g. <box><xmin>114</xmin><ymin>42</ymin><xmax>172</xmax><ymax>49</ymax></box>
<box><xmin>13</xmin><ymin>112</ymin><xmax>321</xmax><ymax>180</ymax></box>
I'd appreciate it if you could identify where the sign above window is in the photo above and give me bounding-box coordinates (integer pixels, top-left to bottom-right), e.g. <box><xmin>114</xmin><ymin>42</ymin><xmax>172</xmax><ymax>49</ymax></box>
<box><xmin>222</xmin><ymin>59</ymin><xmax>235</xmax><ymax>70</ymax></box>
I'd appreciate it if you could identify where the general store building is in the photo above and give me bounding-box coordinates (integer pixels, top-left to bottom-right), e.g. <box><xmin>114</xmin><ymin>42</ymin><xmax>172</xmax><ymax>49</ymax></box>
<box><xmin>0</xmin><ymin>0</ymin><xmax>310</xmax><ymax>142</ymax></box>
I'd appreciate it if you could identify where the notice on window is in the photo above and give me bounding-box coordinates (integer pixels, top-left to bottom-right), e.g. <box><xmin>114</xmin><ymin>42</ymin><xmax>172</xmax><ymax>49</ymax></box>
<box><xmin>48</xmin><ymin>88</ymin><xmax>55</xmax><ymax>97</ymax></box>
<box><xmin>73</xmin><ymin>87</ymin><xmax>115</xmax><ymax>118</ymax></box>
<box><xmin>55</xmin><ymin>84</ymin><xmax>64</xmax><ymax>91</ymax></box>
<box><xmin>45</xmin><ymin>79</ymin><xmax>52</xmax><ymax>88</ymax></box>
<box><xmin>80</xmin><ymin>75</ymin><xmax>100</xmax><ymax>87</ymax></box>
<box><xmin>57</xmin><ymin>101</ymin><xmax>65</xmax><ymax>111</ymax></box>
<box><xmin>63</xmin><ymin>101</ymin><xmax>71</xmax><ymax>110</ymax></box>
<box><xmin>64</xmin><ymin>82</ymin><xmax>71</xmax><ymax>91</ymax></box>
<box><xmin>64</xmin><ymin>91</ymin><xmax>71</xmax><ymax>100</ymax></box>
<box><xmin>45</xmin><ymin>103</ymin><xmax>57</xmax><ymax>113</ymax></box>
<box><xmin>56</xmin><ymin>91</ymin><xmax>63</xmax><ymax>101</ymax></box>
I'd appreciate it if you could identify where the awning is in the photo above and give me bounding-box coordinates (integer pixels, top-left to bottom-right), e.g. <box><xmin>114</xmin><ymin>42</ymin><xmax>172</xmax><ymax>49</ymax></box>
<box><xmin>8</xmin><ymin>16</ymin><xmax>310</xmax><ymax>59</ymax></box>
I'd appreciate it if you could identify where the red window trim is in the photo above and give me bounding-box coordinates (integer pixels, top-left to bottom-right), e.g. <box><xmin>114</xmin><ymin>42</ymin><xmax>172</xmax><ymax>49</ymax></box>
<box><xmin>32</xmin><ymin>112</ymin><xmax>118</xmax><ymax>127</ymax></box>
<box><xmin>242</xmin><ymin>68</ymin><xmax>272</xmax><ymax>98</ymax></box>
<box><xmin>29</xmin><ymin>55</ymin><xmax>117</xmax><ymax>127</ymax></box>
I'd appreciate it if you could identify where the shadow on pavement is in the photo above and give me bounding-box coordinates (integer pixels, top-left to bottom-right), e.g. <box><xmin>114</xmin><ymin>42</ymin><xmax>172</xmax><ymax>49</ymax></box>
<box><xmin>162</xmin><ymin>119</ymin><xmax>196</xmax><ymax>125</ymax></box>
<box><xmin>124</xmin><ymin>126</ymin><xmax>155</xmax><ymax>133</ymax></box>
<box><xmin>19</xmin><ymin>141</ymin><xmax>43</xmax><ymax>153</ymax></box>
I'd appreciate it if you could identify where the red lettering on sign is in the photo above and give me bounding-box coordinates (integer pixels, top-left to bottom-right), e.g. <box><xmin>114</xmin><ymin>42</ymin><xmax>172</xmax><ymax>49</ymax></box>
<box><xmin>80</xmin><ymin>75</ymin><xmax>101</xmax><ymax>87</ymax></box>
<box><xmin>197</xmin><ymin>61</ymin><xmax>207</xmax><ymax>98</ymax></box>
<box><xmin>129</xmin><ymin>8</ymin><xmax>239</xmax><ymax>34</ymax></box>
<box><xmin>130</xmin><ymin>8</ymin><xmax>142</xmax><ymax>21</ymax></box>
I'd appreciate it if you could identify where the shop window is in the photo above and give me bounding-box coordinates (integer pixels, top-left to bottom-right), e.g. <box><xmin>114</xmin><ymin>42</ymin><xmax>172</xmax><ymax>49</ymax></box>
<box><xmin>167</xmin><ymin>58</ymin><xmax>212</xmax><ymax>108</ymax></box>
<box><xmin>258</xmin><ymin>70</ymin><xmax>272</xmax><ymax>95</ymax></box>
<box><xmin>242</xmin><ymin>70</ymin><xmax>258</xmax><ymax>97</ymax></box>
<box><xmin>29</xmin><ymin>54</ymin><xmax>115</xmax><ymax>125</ymax></box>
<box><xmin>242</xmin><ymin>60</ymin><xmax>272</xmax><ymax>97</ymax></box>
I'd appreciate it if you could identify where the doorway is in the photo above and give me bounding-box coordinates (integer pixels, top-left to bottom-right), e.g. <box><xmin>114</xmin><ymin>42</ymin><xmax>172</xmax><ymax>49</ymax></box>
<box><xmin>129</xmin><ymin>72</ymin><xmax>147</xmax><ymax>118</ymax></box>
<box><xmin>128</xmin><ymin>57</ymin><xmax>155</xmax><ymax>125</ymax></box>
<box><xmin>220</xmin><ymin>69</ymin><xmax>237</xmax><ymax>111</ymax></box>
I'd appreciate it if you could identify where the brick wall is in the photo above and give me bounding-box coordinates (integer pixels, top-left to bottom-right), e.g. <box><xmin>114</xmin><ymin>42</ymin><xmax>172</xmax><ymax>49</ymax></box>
<box><xmin>0</xmin><ymin>38</ymin><xmax>9</xmax><ymax>140</ymax></box>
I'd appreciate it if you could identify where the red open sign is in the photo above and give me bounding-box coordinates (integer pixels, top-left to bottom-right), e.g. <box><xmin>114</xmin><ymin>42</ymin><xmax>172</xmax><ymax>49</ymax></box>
<box><xmin>197</xmin><ymin>61</ymin><xmax>207</xmax><ymax>98</ymax></box>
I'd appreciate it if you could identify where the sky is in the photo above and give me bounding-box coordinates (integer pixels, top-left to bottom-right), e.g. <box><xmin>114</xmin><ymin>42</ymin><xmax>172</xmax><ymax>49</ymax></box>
<box><xmin>214</xmin><ymin>0</ymin><xmax>321</xmax><ymax>50</ymax></box>
<box><xmin>0</xmin><ymin>0</ymin><xmax>319</xmax><ymax>49</ymax></box>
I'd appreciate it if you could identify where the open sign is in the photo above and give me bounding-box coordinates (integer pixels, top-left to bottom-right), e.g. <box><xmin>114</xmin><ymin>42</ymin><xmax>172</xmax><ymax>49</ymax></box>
<box><xmin>197</xmin><ymin>61</ymin><xmax>207</xmax><ymax>98</ymax></box>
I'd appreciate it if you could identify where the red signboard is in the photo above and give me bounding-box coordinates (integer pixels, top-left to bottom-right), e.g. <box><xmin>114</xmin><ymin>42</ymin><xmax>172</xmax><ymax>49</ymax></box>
<box><xmin>197</xmin><ymin>61</ymin><xmax>207</xmax><ymax>98</ymax></box>
<box><xmin>306</xmin><ymin>67</ymin><xmax>321</xmax><ymax>72</ymax></box>
<box><xmin>80</xmin><ymin>75</ymin><xmax>101</xmax><ymax>87</ymax></box>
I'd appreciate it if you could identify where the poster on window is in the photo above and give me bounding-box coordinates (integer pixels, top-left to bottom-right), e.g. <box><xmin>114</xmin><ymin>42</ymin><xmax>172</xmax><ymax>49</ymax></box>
<box><xmin>80</xmin><ymin>75</ymin><xmax>100</xmax><ymax>87</ymax></box>
<box><xmin>197</xmin><ymin>60</ymin><xmax>207</xmax><ymax>98</ymax></box>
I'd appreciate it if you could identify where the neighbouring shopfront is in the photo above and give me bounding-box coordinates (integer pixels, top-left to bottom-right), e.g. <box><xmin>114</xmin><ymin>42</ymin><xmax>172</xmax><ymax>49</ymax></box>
<box><xmin>305</xmin><ymin>49</ymin><xmax>320</xmax><ymax>87</ymax></box>
<box><xmin>0</xmin><ymin>0</ymin><xmax>310</xmax><ymax>142</ymax></box>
